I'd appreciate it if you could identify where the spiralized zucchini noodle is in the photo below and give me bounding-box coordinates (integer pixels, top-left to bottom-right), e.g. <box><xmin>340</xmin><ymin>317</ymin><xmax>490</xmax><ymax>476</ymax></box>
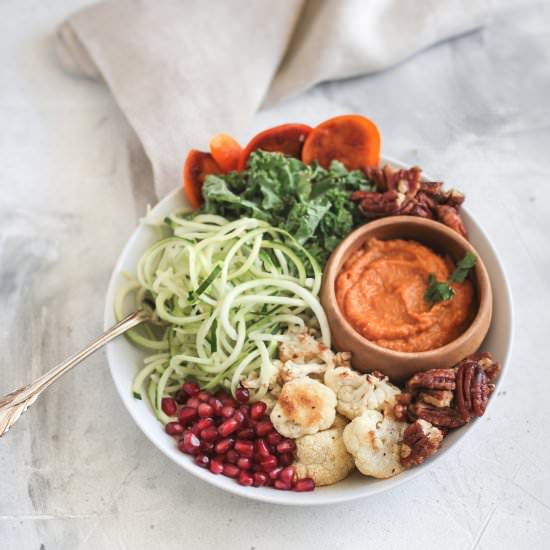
<box><xmin>115</xmin><ymin>212</ymin><xmax>330</xmax><ymax>423</ymax></box>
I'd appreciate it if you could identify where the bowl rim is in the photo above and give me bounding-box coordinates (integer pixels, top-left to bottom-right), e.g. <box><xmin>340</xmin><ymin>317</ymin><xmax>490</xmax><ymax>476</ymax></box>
<box><xmin>321</xmin><ymin>215</ymin><xmax>493</xmax><ymax>361</ymax></box>
<box><xmin>103</xmin><ymin>154</ymin><xmax>514</xmax><ymax>506</ymax></box>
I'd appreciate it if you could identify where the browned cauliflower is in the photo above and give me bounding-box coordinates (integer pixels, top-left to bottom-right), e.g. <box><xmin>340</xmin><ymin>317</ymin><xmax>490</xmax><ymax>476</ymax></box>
<box><xmin>278</xmin><ymin>327</ymin><xmax>334</xmax><ymax>364</ymax></box>
<box><xmin>270</xmin><ymin>378</ymin><xmax>337</xmax><ymax>438</ymax></box>
<box><xmin>294</xmin><ymin>416</ymin><xmax>355</xmax><ymax>486</ymax></box>
<box><xmin>324</xmin><ymin>366</ymin><xmax>401</xmax><ymax>420</ymax></box>
<box><xmin>272</xmin><ymin>328</ymin><xmax>352</xmax><ymax>387</ymax></box>
<box><xmin>343</xmin><ymin>410</ymin><xmax>407</xmax><ymax>479</ymax></box>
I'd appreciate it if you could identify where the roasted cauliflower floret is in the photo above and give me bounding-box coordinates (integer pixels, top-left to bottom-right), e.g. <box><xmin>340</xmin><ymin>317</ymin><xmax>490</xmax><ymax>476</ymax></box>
<box><xmin>343</xmin><ymin>410</ymin><xmax>407</xmax><ymax>479</ymax></box>
<box><xmin>295</xmin><ymin>421</ymin><xmax>355</xmax><ymax>486</ymax></box>
<box><xmin>270</xmin><ymin>378</ymin><xmax>337</xmax><ymax>438</ymax></box>
<box><xmin>278</xmin><ymin>328</ymin><xmax>334</xmax><ymax>364</ymax></box>
<box><xmin>269</xmin><ymin>328</ymin><xmax>353</xmax><ymax>396</ymax></box>
<box><xmin>279</xmin><ymin>360</ymin><xmax>327</xmax><ymax>384</ymax></box>
<box><xmin>325</xmin><ymin>366</ymin><xmax>401</xmax><ymax>420</ymax></box>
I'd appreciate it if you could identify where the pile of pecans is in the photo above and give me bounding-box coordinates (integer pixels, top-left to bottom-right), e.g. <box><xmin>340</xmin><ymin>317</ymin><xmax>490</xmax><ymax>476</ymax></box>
<box><xmin>396</xmin><ymin>352</ymin><xmax>501</xmax><ymax>429</ymax></box>
<box><xmin>351</xmin><ymin>164</ymin><xmax>468</xmax><ymax>238</ymax></box>
<box><xmin>395</xmin><ymin>352</ymin><xmax>501</xmax><ymax>468</ymax></box>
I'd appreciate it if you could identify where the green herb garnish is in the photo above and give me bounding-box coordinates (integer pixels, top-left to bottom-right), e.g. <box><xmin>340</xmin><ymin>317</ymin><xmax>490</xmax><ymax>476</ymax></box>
<box><xmin>188</xmin><ymin>262</ymin><xmax>223</xmax><ymax>304</ymax></box>
<box><xmin>424</xmin><ymin>252</ymin><xmax>477</xmax><ymax>306</ymax></box>
<box><xmin>450</xmin><ymin>251</ymin><xmax>477</xmax><ymax>283</ymax></box>
<box><xmin>209</xmin><ymin>319</ymin><xmax>218</xmax><ymax>353</ymax></box>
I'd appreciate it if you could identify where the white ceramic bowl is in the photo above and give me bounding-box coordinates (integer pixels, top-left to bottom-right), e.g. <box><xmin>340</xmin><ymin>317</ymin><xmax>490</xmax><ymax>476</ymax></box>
<box><xmin>104</xmin><ymin>156</ymin><xmax>513</xmax><ymax>506</ymax></box>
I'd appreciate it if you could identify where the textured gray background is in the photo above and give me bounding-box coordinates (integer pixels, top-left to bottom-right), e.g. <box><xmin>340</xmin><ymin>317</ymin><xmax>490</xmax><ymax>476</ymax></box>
<box><xmin>1</xmin><ymin>1</ymin><xmax>549</xmax><ymax>548</ymax></box>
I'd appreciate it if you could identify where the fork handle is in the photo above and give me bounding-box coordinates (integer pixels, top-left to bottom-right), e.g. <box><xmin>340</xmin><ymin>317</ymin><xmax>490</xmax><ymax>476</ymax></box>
<box><xmin>0</xmin><ymin>309</ymin><xmax>148</xmax><ymax>438</ymax></box>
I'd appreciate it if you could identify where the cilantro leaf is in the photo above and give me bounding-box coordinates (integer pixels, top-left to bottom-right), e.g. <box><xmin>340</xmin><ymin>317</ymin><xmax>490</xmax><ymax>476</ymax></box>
<box><xmin>450</xmin><ymin>251</ymin><xmax>477</xmax><ymax>283</ymax></box>
<box><xmin>424</xmin><ymin>252</ymin><xmax>477</xmax><ymax>306</ymax></box>
<box><xmin>424</xmin><ymin>273</ymin><xmax>455</xmax><ymax>306</ymax></box>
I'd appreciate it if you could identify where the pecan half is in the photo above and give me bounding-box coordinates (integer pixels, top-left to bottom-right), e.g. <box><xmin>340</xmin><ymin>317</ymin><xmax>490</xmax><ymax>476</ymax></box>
<box><xmin>456</xmin><ymin>361</ymin><xmax>490</xmax><ymax>421</ymax></box>
<box><xmin>400</xmin><ymin>420</ymin><xmax>444</xmax><ymax>468</ymax></box>
<box><xmin>419</xmin><ymin>389</ymin><xmax>454</xmax><ymax>408</ymax></box>
<box><xmin>405</xmin><ymin>369</ymin><xmax>457</xmax><ymax>392</ymax></box>
<box><xmin>409</xmin><ymin>402</ymin><xmax>467</xmax><ymax>429</ymax></box>
<box><xmin>435</xmin><ymin>205</ymin><xmax>467</xmax><ymax>238</ymax></box>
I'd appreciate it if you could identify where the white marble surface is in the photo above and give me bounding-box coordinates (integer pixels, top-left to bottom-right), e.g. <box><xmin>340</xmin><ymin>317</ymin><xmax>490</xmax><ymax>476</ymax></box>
<box><xmin>1</xmin><ymin>1</ymin><xmax>549</xmax><ymax>549</ymax></box>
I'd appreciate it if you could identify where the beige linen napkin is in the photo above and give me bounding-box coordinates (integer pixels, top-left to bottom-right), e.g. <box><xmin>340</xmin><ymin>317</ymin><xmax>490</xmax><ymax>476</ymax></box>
<box><xmin>56</xmin><ymin>0</ymin><xmax>492</xmax><ymax>198</ymax></box>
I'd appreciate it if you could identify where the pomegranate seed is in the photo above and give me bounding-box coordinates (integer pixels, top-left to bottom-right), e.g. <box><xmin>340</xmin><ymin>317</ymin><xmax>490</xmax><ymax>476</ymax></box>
<box><xmin>267</xmin><ymin>432</ymin><xmax>282</xmax><ymax>446</ymax></box>
<box><xmin>194</xmin><ymin>454</ymin><xmax>210</xmax><ymax>468</ymax></box>
<box><xmin>165</xmin><ymin>421</ymin><xmax>184</xmax><ymax>436</ymax></box>
<box><xmin>255</xmin><ymin>438</ymin><xmax>271</xmax><ymax>458</ymax></box>
<box><xmin>220</xmin><ymin>396</ymin><xmax>238</xmax><ymax>408</ymax></box>
<box><xmin>235</xmin><ymin>385</ymin><xmax>250</xmax><ymax>404</ymax></box>
<box><xmin>222</xmin><ymin>463</ymin><xmax>240</xmax><ymax>478</ymax></box>
<box><xmin>161</xmin><ymin>397</ymin><xmax>177</xmax><ymax>416</ymax></box>
<box><xmin>235</xmin><ymin>440</ymin><xmax>254</xmax><ymax>458</ymax></box>
<box><xmin>215</xmin><ymin>389</ymin><xmax>230</xmax><ymax>400</ymax></box>
<box><xmin>236</xmin><ymin>427</ymin><xmax>255</xmax><ymax>440</ymax></box>
<box><xmin>253</xmin><ymin>472</ymin><xmax>269</xmax><ymax>487</ymax></box>
<box><xmin>260</xmin><ymin>455</ymin><xmax>278</xmax><ymax>472</ymax></box>
<box><xmin>232</xmin><ymin>410</ymin><xmax>245</xmax><ymax>426</ymax></box>
<box><xmin>268</xmin><ymin>466</ymin><xmax>283</xmax><ymax>480</ymax></box>
<box><xmin>274</xmin><ymin>479</ymin><xmax>291</xmax><ymax>490</ymax></box>
<box><xmin>174</xmin><ymin>390</ymin><xmax>187</xmax><ymax>404</ymax></box>
<box><xmin>253</xmin><ymin>452</ymin><xmax>263</xmax><ymax>463</ymax></box>
<box><xmin>209</xmin><ymin>398</ymin><xmax>224</xmax><ymax>415</ymax></box>
<box><xmin>209</xmin><ymin>458</ymin><xmax>224</xmax><ymax>475</ymax></box>
<box><xmin>294</xmin><ymin>478</ymin><xmax>315</xmax><ymax>492</ymax></box>
<box><xmin>238</xmin><ymin>404</ymin><xmax>250</xmax><ymax>418</ymax></box>
<box><xmin>200</xmin><ymin>427</ymin><xmax>219</xmax><ymax>442</ymax></box>
<box><xmin>249</xmin><ymin>401</ymin><xmax>267</xmax><ymax>420</ymax></box>
<box><xmin>200</xmin><ymin>440</ymin><xmax>215</xmax><ymax>453</ymax></box>
<box><xmin>214</xmin><ymin>438</ymin><xmax>234</xmax><ymax>454</ymax></box>
<box><xmin>178</xmin><ymin>431</ymin><xmax>200</xmax><ymax>455</ymax></box>
<box><xmin>186</xmin><ymin>397</ymin><xmax>200</xmax><ymax>408</ymax></box>
<box><xmin>243</xmin><ymin>418</ymin><xmax>254</xmax><ymax>429</ymax></box>
<box><xmin>182</xmin><ymin>382</ymin><xmax>200</xmax><ymax>396</ymax></box>
<box><xmin>278</xmin><ymin>453</ymin><xmax>294</xmax><ymax>467</ymax></box>
<box><xmin>218</xmin><ymin>418</ymin><xmax>239</xmax><ymax>437</ymax></box>
<box><xmin>225</xmin><ymin>449</ymin><xmax>238</xmax><ymax>464</ymax></box>
<box><xmin>237</xmin><ymin>457</ymin><xmax>252</xmax><ymax>470</ymax></box>
<box><xmin>221</xmin><ymin>405</ymin><xmax>236</xmax><ymax>419</ymax></box>
<box><xmin>178</xmin><ymin>406</ymin><xmax>198</xmax><ymax>425</ymax></box>
<box><xmin>276</xmin><ymin>439</ymin><xmax>296</xmax><ymax>454</ymax></box>
<box><xmin>193</xmin><ymin>417</ymin><xmax>215</xmax><ymax>434</ymax></box>
<box><xmin>237</xmin><ymin>470</ymin><xmax>254</xmax><ymax>486</ymax></box>
<box><xmin>255</xmin><ymin>420</ymin><xmax>273</xmax><ymax>437</ymax></box>
<box><xmin>197</xmin><ymin>403</ymin><xmax>214</xmax><ymax>418</ymax></box>
<box><xmin>279</xmin><ymin>466</ymin><xmax>296</xmax><ymax>486</ymax></box>
<box><xmin>197</xmin><ymin>390</ymin><xmax>210</xmax><ymax>402</ymax></box>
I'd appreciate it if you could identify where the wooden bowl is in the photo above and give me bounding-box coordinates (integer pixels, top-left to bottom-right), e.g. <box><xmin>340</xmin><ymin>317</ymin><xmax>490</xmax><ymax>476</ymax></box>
<box><xmin>320</xmin><ymin>216</ymin><xmax>493</xmax><ymax>382</ymax></box>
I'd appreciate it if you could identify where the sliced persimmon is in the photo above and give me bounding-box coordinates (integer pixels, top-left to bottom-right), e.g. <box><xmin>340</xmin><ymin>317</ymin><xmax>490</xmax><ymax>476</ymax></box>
<box><xmin>237</xmin><ymin>123</ymin><xmax>312</xmax><ymax>170</ymax></box>
<box><xmin>301</xmin><ymin>115</ymin><xmax>380</xmax><ymax>171</ymax></box>
<box><xmin>209</xmin><ymin>133</ymin><xmax>242</xmax><ymax>173</ymax></box>
<box><xmin>183</xmin><ymin>149</ymin><xmax>221</xmax><ymax>209</ymax></box>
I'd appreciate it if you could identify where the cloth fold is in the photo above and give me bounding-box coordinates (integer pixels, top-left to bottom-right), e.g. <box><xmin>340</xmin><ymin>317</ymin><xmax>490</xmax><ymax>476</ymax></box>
<box><xmin>56</xmin><ymin>0</ymin><xmax>492</xmax><ymax>198</ymax></box>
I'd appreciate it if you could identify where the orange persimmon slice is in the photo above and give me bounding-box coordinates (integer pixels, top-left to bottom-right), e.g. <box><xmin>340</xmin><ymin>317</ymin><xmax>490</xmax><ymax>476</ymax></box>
<box><xmin>301</xmin><ymin>115</ymin><xmax>380</xmax><ymax>171</ymax></box>
<box><xmin>209</xmin><ymin>133</ymin><xmax>242</xmax><ymax>173</ymax></box>
<box><xmin>183</xmin><ymin>149</ymin><xmax>221</xmax><ymax>209</ymax></box>
<box><xmin>237</xmin><ymin>123</ymin><xmax>312</xmax><ymax>171</ymax></box>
